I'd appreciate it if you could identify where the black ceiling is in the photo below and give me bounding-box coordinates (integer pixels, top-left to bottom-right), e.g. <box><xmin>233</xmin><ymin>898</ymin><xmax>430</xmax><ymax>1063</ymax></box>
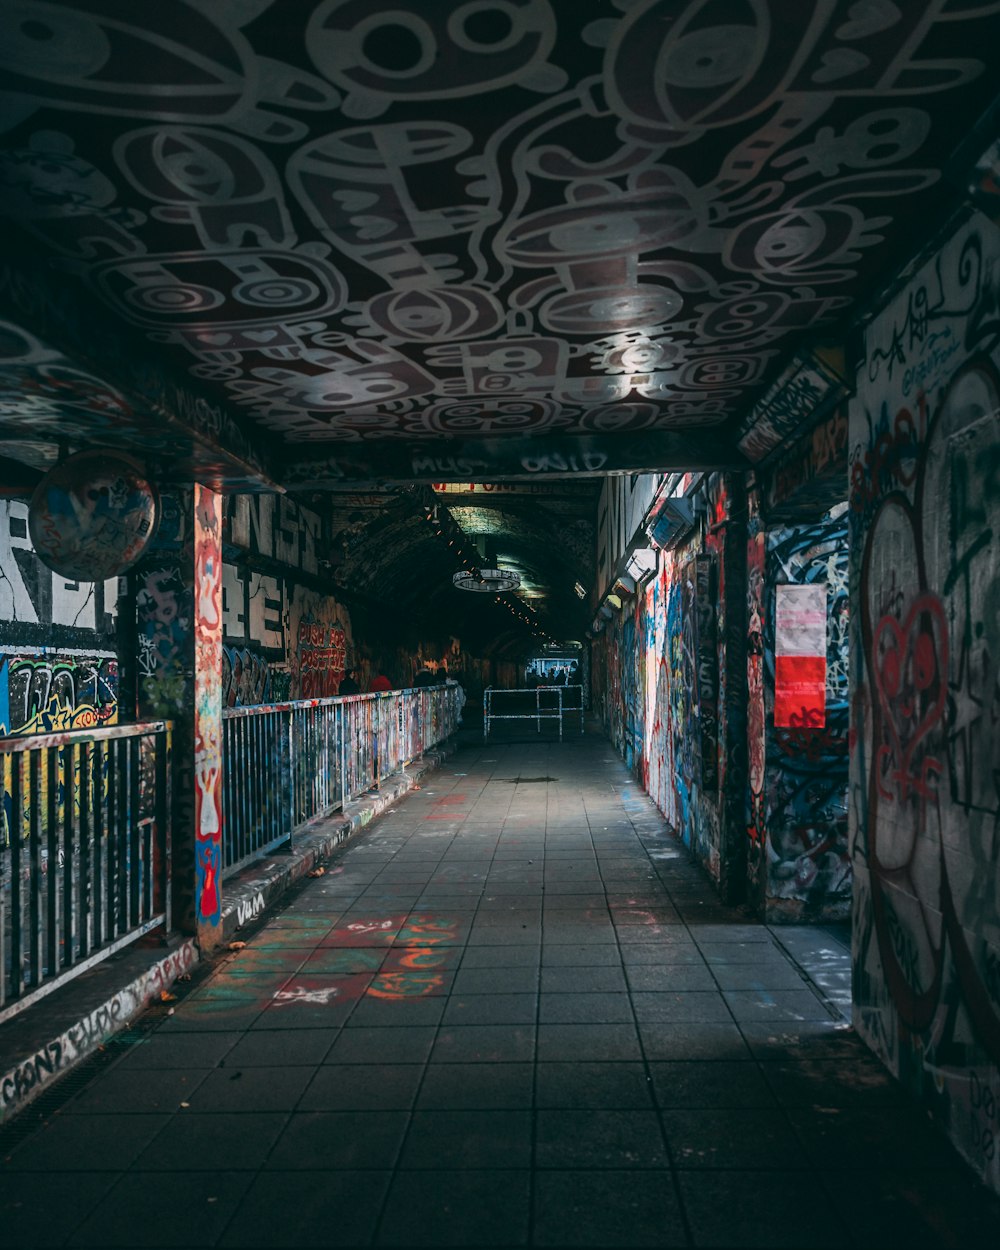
<box><xmin>1</xmin><ymin>1</ymin><xmax>998</xmax><ymax>643</ymax></box>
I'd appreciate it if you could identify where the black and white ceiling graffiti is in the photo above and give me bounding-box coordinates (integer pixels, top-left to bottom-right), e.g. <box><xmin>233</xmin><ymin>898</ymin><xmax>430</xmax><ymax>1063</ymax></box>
<box><xmin>1</xmin><ymin>0</ymin><xmax>999</xmax><ymax>478</ymax></box>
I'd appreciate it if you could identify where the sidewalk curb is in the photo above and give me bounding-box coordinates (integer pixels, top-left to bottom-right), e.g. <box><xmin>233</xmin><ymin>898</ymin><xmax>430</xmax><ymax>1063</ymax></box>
<box><xmin>0</xmin><ymin>737</ymin><xmax>457</xmax><ymax>1127</ymax></box>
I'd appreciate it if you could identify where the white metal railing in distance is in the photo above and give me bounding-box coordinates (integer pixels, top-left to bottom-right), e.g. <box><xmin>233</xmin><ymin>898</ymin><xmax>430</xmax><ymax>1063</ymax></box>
<box><xmin>483</xmin><ymin>685</ymin><xmax>585</xmax><ymax>742</ymax></box>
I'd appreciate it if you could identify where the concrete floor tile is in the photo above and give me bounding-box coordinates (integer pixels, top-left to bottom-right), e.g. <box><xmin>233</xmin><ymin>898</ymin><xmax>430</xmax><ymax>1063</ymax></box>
<box><xmin>266</xmin><ymin>1110</ymin><xmax>409</xmax><ymax>1169</ymax></box>
<box><xmin>459</xmin><ymin>945</ymin><xmax>541</xmax><ymax>968</ymax></box>
<box><xmin>649</xmin><ymin>1061</ymin><xmax>777</xmax><ymax>1109</ymax></box>
<box><xmin>631</xmin><ymin>992</ymin><xmax>734</xmax><ymax>1023</ymax></box>
<box><xmin>710</xmin><ymin>963</ymin><xmax>808</xmax><ymax>992</ymax></box>
<box><xmin>186</xmin><ymin>1064</ymin><xmax>314</xmax><ymax>1113</ymax></box>
<box><xmin>453</xmin><ymin>966</ymin><xmax>540</xmax><ymax>994</ymax></box>
<box><xmin>5</xmin><ymin>1113</ymin><xmax>171</xmax><ymax>1172</ymax></box>
<box><xmin>722</xmin><ymin>989</ymin><xmax>835</xmax><ymax>1024</ymax></box>
<box><xmin>220</xmin><ymin>1170</ymin><xmax>391</xmax><ymax>1248</ymax></box>
<box><xmin>400</xmin><ymin>1109</ymin><xmax>532</xmax><ymax>1169</ymax></box>
<box><xmin>539</xmin><ymin>992</ymin><xmax>633</xmax><ymax>1024</ymax></box>
<box><xmin>345</xmin><ymin>996</ymin><xmax>447</xmax><ymax>1027</ymax></box>
<box><xmin>299</xmin><ymin>1064</ymin><xmax>424</xmax><ymax>1110</ymax></box>
<box><xmin>325</xmin><ymin>1025</ymin><xmax>437</xmax><ymax>1064</ymax></box>
<box><xmin>663</xmin><ymin>1108</ymin><xmax>808</xmax><ymax>1170</ymax></box>
<box><xmin>638</xmin><ymin>1022</ymin><xmax>751</xmax><ymax>1062</ymax></box>
<box><xmin>678</xmin><ymin>1171</ymin><xmax>849</xmax><ymax>1248</ymax></box>
<box><xmin>535</xmin><ymin>1061</ymin><xmax>655</xmax><ymax>1109</ymax></box>
<box><xmin>536</xmin><ymin>1109</ymin><xmax>669</xmax><ymax>1168</ymax></box>
<box><xmin>431</xmin><ymin>1024</ymin><xmax>536</xmax><ymax>1063</ymax></box>
<box><xmin>68</xmin><ymin>1171</ymin><xmax>253</xmax><ymax>1247</ymax></box>
<box><xmin>537</xmin><ymin>1023</ymin><xmax>642</xmax><ymax>1062</ymax></box>
<box><xmin>532</xmin><ymin>1170</ymin><xmax>687</xmax><ymax>1247</ymax></box>
<box><xmin>64</xmin><ymin>1066</ymin><xmax>212</xmax><ymax>1115</ymax></box>
<box><xmin>0</xmin><ymin>1172</ymin><xmax>119</xmax><ymax>1247</ymax></box>
<box><xmin>377</xmin><ymin>1169</ymin><xmax>530</xmax><ymax>1246</ymax></box>
<box><xmin>443</xmin><ymin>993</ymin><xmax>538</xmax><ymax>1025</ymax></box>
<box><xmin>541</xmin><ymin>964</ymin><xmax>627</xmax><ymax>992</ymax></box>
<box><xmin>625</xmin><ymin>964</ymin><xmax>716</xmax><ymax>992</ymax></box>
<box><xmin>109</xmin><ymin>1030</ymin><xmax>241</xmax><ymax>1071</ymax></box>
<box><xmin>416</xmin><ymin>1063</ymin><xmax>534</xmax><ymax>1109</ymax></box>
<box><xmin>132</xmin><ymin>1111</ymin><xmax>289</xmax><ymax>1170</ymax></box>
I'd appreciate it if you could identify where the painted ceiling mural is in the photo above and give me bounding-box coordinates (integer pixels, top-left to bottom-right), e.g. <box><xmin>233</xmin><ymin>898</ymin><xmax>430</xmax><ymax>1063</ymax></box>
<box><xmin>1</xmin><ymin>0</ymin><xmax>999</xmax><ymax>463</ymax></box>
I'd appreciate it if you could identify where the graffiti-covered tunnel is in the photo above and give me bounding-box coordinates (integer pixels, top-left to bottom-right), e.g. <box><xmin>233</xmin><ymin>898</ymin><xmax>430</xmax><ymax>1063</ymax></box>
<box><xmin>1</xmin><ymin>2</ymin><xmax>1000</xmax><ymax>1244</ymax></box>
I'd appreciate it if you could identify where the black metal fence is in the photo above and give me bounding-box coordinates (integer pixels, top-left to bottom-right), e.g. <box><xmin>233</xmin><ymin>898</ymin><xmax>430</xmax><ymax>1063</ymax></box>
<box><xmin>221</xmin><ymin>683</ymin><xmax>464</xmax><ymax>876</ymax></box>
<box><xmin>0</xmin><ymin>721</ymin><xmax>171</xmax><ymax>1020</ymax></box>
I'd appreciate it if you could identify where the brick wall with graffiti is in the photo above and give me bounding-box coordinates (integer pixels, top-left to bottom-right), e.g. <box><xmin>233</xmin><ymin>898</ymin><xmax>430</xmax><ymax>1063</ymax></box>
<box><xmin>850</xmin><ymin>212</ymin><xmax>1000</xmax><ymax>1194</ymax></box>
<box><xmin>745</xmin><ymin>497</ymin><xmax>850</xmax><ymax>921</ymax></box>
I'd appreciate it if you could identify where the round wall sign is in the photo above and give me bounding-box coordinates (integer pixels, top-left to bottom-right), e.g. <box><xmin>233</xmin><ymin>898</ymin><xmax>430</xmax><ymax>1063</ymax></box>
<box><xmin>29</xmin><ymin>450</ymin><xmax>159</xmax><ymax>581</ymax></box>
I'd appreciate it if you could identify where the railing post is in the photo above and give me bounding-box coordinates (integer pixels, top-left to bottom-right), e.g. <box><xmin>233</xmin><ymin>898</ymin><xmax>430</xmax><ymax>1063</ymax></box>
<box><xmin>285</xmin><ymin>708</ymin><xmax>295</xmax><ymax>851</ymax></box>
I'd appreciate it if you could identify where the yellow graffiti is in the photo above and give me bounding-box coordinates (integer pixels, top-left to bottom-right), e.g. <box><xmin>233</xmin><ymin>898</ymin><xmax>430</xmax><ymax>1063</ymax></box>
<box><xmin>1</xmin><ymin>740</ymin><xmax>112</xmax><ymax>851</ymax></box>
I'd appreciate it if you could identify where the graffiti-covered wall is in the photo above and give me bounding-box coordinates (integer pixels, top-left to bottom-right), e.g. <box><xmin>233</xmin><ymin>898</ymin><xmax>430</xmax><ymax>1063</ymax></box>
<box><xmin>221</xmin><ymin>494</ymin><xmax>352</xmax><ymax>704</ymax></box>
<box><xmin>745</xmin><ymin>500</ymin><xmax>850</xmax><ymax>920</ymax></box>
<box><xmin>597</xmin><ymin>475</ymin><xmax>730</xmax><ymax>882</ymax></box>
<box><xmin>850</xmin><ymin>213</ymin><xmax>1000</xmax><ymax>1194</ymax></box>
<box><xmin>0</xmin><ymin>500</ymin><xmax>120</xmax><ymax>735</ymax></box>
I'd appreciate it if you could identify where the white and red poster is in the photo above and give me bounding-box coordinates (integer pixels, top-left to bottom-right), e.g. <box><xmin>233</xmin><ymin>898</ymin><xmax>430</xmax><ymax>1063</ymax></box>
<box><xmin>774</xmin><ymin>584</ymin><xmax>827</xmax><ymax>728</ymax></box>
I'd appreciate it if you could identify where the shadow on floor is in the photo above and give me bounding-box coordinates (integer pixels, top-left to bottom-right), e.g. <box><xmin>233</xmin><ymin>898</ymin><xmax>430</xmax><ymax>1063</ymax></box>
<box><xmin>2</xmin><ymin>736</ymin><xmax>997</xmax><ymax>1248</ymax></box>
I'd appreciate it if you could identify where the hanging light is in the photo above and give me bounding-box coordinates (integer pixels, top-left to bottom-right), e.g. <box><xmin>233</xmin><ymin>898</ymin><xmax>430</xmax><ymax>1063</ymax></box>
<box><xmin>453</xmin><ymin>567</ymin><xmax>521</xmax><ymax>592</ymax></box>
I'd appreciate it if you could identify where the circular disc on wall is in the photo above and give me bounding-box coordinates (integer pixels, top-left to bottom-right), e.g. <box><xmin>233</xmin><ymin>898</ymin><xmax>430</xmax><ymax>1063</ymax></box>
<box><xmin>28</xmin><ymin>450</ymin><xmax>160</xmax><ymax>581</ymax></box>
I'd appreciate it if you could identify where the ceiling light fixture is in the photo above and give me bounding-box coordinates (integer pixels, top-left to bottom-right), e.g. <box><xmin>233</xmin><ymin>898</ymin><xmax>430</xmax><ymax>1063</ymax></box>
<box><xmin>453</xmin><ymin>567</ymin><xmax>521</xmax><ymax>593</ymax></box>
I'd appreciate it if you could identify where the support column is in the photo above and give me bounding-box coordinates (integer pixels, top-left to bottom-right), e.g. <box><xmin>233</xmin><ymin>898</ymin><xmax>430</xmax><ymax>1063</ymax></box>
<box><xmin>135</xmin><ymin>486</ymin><xmax>224</xmax><ymax>950</ymax></box>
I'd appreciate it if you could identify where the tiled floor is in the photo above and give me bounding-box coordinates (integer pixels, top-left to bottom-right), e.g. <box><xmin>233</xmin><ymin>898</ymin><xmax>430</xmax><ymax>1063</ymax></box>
<box><xmin>3</xmin><ymin>737</ymin><xmax>999</xmax><ymax>1247</ymax></box>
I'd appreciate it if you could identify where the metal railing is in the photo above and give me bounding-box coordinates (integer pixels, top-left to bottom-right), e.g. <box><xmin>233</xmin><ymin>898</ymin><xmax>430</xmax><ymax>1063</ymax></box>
<box><xmin>1</xmin><ymin>721</ymin><xmax>171</xmax><ymax>1020</ymax></box>
<box><xmin>221</xmin><ymin>682</ymin><xmax>464</xmax><ymax>876</ymax></box>
<box><xmin>483</xmin><ymin>685</ymin><xmax>585</xmax><ymax>742</ymax></box>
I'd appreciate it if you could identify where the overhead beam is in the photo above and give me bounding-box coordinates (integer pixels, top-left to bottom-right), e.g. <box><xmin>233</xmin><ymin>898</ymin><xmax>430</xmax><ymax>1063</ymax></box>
<box><xmin>281</xmin><ymin>431</ymin><xmax>749</xmax><ymax>488</ymax></box>
<box><xmin>0</xmin><ymin>241</ymin><xmax>282</xmax><ymax>490</ymax></box>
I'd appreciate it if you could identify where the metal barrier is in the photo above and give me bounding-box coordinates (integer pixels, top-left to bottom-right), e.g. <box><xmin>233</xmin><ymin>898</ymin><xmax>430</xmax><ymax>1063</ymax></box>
<box><xmin>483</xmin><ymin>685</ymin><xmax>585</xmax><ymax>742</ymax></box>
<box><xmin>221</xmin><ymin>682</ymin><xmax>464</xmax><ymax>876</ymax></box>
<box><xmin>0</xmin><ymin>721</ymin><xmax>171</xmax><ymax>1020</ymax></box>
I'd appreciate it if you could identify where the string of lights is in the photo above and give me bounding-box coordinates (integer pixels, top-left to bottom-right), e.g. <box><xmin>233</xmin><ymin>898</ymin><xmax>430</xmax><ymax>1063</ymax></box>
<box><xmin>418</xmin><ymin>500</ymin><xmax>558</xmax><ymax>644</ymax></box>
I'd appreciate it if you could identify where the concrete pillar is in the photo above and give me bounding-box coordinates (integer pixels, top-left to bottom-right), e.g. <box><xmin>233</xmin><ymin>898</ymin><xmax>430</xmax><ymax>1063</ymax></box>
<box><xmin>135</xmin><ymin>486</ymin><xmax>224</xmax><ymax>950</ymax></box>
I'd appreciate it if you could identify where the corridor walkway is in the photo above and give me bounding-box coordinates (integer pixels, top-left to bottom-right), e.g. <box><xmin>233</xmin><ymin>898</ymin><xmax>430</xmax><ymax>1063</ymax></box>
<box><xmin>2</xmin><ymin>739</ymin><xmax>999</xmax><ymax>1248</ymax></box>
